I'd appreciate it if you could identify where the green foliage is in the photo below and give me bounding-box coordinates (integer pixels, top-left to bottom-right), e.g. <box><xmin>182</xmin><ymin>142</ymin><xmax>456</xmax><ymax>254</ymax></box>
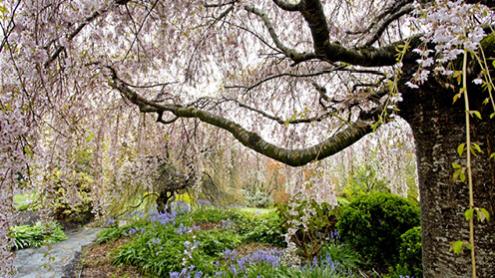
<box><xmin>195</xmin><ymin>229</ymin><xmax>243</xmax><ymax>256</ymax></box>
<box><xmin>9</xmin><ymin>221</ymin><xmax>67</xmax><ymax>250</ymax></box>
<box><xmin>238</xmin><ymin>263</ymin><xmax>354</xmax><ymax>278</ymax></box>
<box><xmin>319</xmin><ymin>243</ymin><xmax>362</xmax><ymax>271</ymax></box>
<box><xmin>340</xmin><ymin>164</ymin><xmax>390</xmax><ymax>202</ymax></box>
<box><xmin>189</xmin><ymin>207</ymin><xmax>242</xmax><ymax>224</ymax></box>
<box><xmin>13</xmin><ymin>192</ymin><xmax>40</xmax><ymax>211</ymax></box>
<box><xmin>112</xmin><ymin>223</ymin><xmax>188</xmax><ymax>276</ymax></box>
<box><xmin>337</xmin><ymin>193</ymin><xmax>420</xmax><ymax>269</ymax></box>
<box><xmin>242</xmin><ymin>182</ymin><xmax>273</xmax><ymax>208</ymax></box>
<box><xmin>235</xmin><ymin>211</ymin><xmax>286</xmax><ymax>247</ymax></box>
<box><xmin>278</xmin><ymin>199</ymin><xmax>338</xmax><ymax>260</ymax></box>
<box><xmin>96</xmin><ymin>226</ymin><xmax>126</xmax><ymax>244</ymax></box>
<box><xmin>388</xmin><ymin>226</ymin><xmax>422</xmax><ymax>278</ymax></box>
<box><xmin>112</xmin><ymin>221</ymin><xmax>241</xmax><ymax>276</ymax></box>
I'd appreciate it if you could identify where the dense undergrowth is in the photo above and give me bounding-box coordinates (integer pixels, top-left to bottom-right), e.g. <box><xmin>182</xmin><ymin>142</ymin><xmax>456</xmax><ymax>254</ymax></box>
<box><xmin>95</xmin><ymin>192</ymin><xmax>422</xmax><ymax>278</ymax></box>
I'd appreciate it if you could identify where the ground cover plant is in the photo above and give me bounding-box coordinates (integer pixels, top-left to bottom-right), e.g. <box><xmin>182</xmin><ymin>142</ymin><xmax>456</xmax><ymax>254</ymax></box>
<box><xmin>9</xmin><ymin>221</ymin><xmax>67</xmax><ymax>250</ymax></box>
<box><xmin>92</xmin><ymin>194</ymin><xmax>422</xmax><ymax>277</ymax></box>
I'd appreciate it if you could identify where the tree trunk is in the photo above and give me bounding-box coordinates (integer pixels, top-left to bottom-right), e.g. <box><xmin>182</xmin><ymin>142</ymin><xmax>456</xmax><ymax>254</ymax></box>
<box><xmin>401</xmin><ymin>83</ymin><xmax>495</xmax><ymax>278</ymax></box>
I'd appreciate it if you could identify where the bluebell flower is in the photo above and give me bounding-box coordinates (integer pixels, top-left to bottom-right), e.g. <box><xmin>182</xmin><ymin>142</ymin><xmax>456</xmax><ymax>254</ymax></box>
<box><xmin>105</xmin><ymin>217</ymin><xmax>116</xmax><ymax>226</ymax></box>
<box><xmin>127</xmin><ymin>227</ymin><xmax>137</xmax><ymax>235</ymax></box>
<box><xmin>169</xmin><ymin>272</ymin><xmax>180</xmax><ymax>278</ymax></box>
<box><xmin>194</xmin><ymin>271</ymin><xmax>203</xmax><ymax>278</ymax></box>
<box><xmin>330</xmin><ymin>229</ymin><xmax>340</xmax><ymax>241</ymax></box>
<box><xmin>172</xmin><ymin>201</ymin><xmax>191</xmax><ymax>214</ymax></box>
<box><xmin>312</xmin><ymin>256</ymin><xmax>318</xmax><ymax>267</ymax></box>
<box><xmin>229</xmin><ymin>265</ymin><xmax>237</xmax><ymax>276</ymax></box>
<box><xmin>150</xmin><ymin>210</ymin><xmax>176</xmax><ymax>225</ymax></box>
<box><xmin>223</xmin><ymin>249</ymin><xmax>238</xmax><ymax>261</ymax></box>
<box><xmin>176</xmin><ymin>223</ymin><xmax>189</xmax><ymax>235</ymax></box>
<box><xmin>150</xmin><ymin>237</ymin><xmax>161</xmax><ymax>245</ymax></box>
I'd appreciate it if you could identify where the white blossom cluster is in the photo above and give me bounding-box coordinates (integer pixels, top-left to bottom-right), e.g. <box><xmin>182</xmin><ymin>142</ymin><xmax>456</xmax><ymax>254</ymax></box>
<box><xmin>407</xmin><ymin>0</ymin><xmax>492</xmax><ymax>88</ymax></box>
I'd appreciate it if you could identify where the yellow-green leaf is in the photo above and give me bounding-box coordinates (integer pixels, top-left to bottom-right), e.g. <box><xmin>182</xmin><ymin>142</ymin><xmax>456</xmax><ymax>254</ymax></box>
<box><xmin>465</xmin><ymin>208</ymin><xmax>474</xmax><ymax>221</ymax></box>
<box><xmin>451</xmin><ymin>240</ymin><xmax>464</xmax><ymax>255</ymax></box>
<box><xmin>457</xmin><ymin>143</ymin><xmax>465</xmax><ymax>157</ymax></box>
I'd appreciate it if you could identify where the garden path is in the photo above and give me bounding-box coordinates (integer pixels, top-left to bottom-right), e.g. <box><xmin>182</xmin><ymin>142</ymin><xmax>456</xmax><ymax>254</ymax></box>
<box><xmin>14</xmin><ymin>227</ymin><xmax>101</xmax><ymax>278</ymax></box>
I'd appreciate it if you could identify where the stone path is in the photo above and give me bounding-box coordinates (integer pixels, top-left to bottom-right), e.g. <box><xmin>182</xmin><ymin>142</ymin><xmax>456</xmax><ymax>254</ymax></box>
<box><xmin>14</xmin><ymin>227</ymin><xmax>101</xmax><ymax>278</ymax></box>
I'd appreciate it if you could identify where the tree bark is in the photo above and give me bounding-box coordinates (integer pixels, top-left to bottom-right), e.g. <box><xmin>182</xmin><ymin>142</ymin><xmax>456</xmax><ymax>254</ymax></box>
<box><xmin>400</xmin><ymin>82</ymin><xmax>495</xmax><ymax>278</ymax></box>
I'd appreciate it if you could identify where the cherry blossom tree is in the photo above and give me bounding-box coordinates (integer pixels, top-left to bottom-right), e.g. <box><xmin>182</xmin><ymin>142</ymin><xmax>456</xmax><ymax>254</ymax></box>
<box><xmin>1</xmin><ymin>0</ymin><xmax>495</xmax><ymax>277</ymax></box>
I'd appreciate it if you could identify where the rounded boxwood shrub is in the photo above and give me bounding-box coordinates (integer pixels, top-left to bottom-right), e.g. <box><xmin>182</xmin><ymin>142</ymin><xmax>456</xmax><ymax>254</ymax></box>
<box><xmin>397</xmin><ymin>226</ymin><xmax>422</xmax><ymax>277</ymax></box>
<box><xmin>336</xmin><ymin>192</ymin><xmax>420</xmax><ymax>269</ymax></box>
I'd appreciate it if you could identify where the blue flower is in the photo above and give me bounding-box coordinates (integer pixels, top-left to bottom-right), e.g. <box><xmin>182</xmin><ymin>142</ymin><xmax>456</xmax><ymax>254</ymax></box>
<box><xmin>169</xmin><ymin>272</ymin><xmax>180</xmax><ymax>278</ymax></box>
<box><xmin>127</xmin><ymin>228</ymin><xmax>137</xmax><ymax>235</ymax></box>
<box><xmin>150</xmin><ymin>237</ymin><xmax>161</xmax><ymax>245</ymax></box>
<box><xmin>150</xmin><ymin>210</ymin><xmax>176</xmax><ymax>225</ymax></box>
<box><xmin>105</xmin><ymin>217</ymin><xmax>116</xmax><ymax>226</ymax></box>
<box><xmin>223</xmin><ymin>249</ymin><xmax>238</xmax><ymax>261</ymax></box>
<box><xmin>176</xmin><ymin>223</ymin><xmax>189</xmax><ymax>235</ymax></box>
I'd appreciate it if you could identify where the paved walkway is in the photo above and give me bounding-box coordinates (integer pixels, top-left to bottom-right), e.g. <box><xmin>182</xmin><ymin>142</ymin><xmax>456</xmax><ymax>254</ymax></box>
<box><xmin>14</xmin><ymin>228</ymin><xmax>101</xmax><ymax>278</ymax></box>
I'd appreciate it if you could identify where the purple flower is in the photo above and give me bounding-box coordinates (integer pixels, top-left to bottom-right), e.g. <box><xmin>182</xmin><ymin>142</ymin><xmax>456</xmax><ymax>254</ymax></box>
<box><xmin>312</xmin><ymin>256</ymin><xmax>318</xmax><ymax>267</ymax></box>
<box><xmin>237</xmin><ymin>249</ymin><xmax>281</xmax><ymax>268</ymax></box>
<box><xmin>172</xmin><ymin>201</ymin><xmax>191</xmax><ymax>214</ymax></box>
<box><xmin>127</xmin><ymin>228</ymin><xmax>137</xmax><ymax>235</ymax></box>
<box><xmin>330</xmin><ymin>229</ymin><xmax>340</xmax><ymax>241</ymax></box>
<box><xmin>176</xmin><ymin>224</ymin><xmax>189</xmax><ymax>235</ymax></box>
<box><xmin>325</xmin><ymin>253</ymin><xmax>335</xmax><ymax>270</ymax></box>
<box><xmin>150</xmin><ymin>211</ymin><xmax>176</xmax><ymax>225</ymax></box>
<box><xmin>194</xmin><ymin>271</ymin><xmax>203</xmax><ymax>278</ymax></box>
<box><xmin>150</xmin><ymin>237</ymin><xmax>161</xmax><ymax>245</ymax></box>
<box><xmin>105</xmin><ymin>217</ymin><xmax>116</xmax><ymax>226</ymax></box>
<box><xmin>229</xmin><ymin>265</ymin><xmax>237</xmax><ymax>276</ymax></box>
<box><xmin>223</xmin><ymin>249</ymin><xmax>237</xmax><ymax>261</ymax></box>
<box><xmin>169</xmin><ymin>272</ymin><xmax>180</xmax><ymax>278</ymax></box>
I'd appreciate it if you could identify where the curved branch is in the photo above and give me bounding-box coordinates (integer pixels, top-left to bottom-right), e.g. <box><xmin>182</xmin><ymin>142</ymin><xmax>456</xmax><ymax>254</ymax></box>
<box><xmin>106</xmin><ymin>67</ymin><xmax>376</xmax><ymax>167</ymax></box>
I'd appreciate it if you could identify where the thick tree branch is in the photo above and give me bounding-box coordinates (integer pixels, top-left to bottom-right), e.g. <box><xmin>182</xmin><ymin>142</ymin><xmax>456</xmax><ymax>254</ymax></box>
<box><xmin>106</xmin><ymin>66</ymin><xmax>376</xmax><ymax>167</ymax></box>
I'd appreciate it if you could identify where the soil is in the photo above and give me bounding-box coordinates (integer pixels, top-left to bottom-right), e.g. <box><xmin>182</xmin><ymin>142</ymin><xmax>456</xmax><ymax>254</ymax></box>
<box><xmin>78</xmin><ymin>238</ymin><xmax>143</xmax><ymax>278</ymax></box>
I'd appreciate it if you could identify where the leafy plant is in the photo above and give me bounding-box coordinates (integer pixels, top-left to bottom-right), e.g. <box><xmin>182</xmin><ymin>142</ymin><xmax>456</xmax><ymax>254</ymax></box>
<box><xmin>195</xmin><ymin>229</ymin><xmax>243</xmax><ymax>256</ymax></box>
<box><xmin>278</xmin><ymin>199</ymin><xmax>338</xmax><ymax>261</ymax></box>
<box><xmin>386</xmin><ymin>226</ymin><xmax>422</xmax><ymax>278</ymax></box>
<box><xmin>319</xmin><ymin>243</ymin><xmax>362</xmax><ymax>271</ymax></box>
<box><xmin>242</xmin><ymin>182</ymin><xmax>273</xmax><ymax>208</ymax></box>
<box><xmin>9</xmin><ymin>221</ymin><xmax>67</xmax><ymax>250</ymax></box>
<box><xmin>337</xmin><ymin>192</ymin><xmax>420</xmax><ymax>269</ymax></box>
<box><xmin>96</xmin><ymin>226</ymin><xmax>126</xmax><ymax>244</ymax></box>
<box><xmin>234</xmin><ymin>210</ymin><xmax>286</xmax><ymax>247</ymax></box>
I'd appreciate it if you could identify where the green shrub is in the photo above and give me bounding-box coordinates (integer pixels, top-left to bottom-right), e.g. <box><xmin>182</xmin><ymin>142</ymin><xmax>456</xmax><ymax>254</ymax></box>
<box><xmin>340</xmin><ymin>164</ymin><xmax>390</xmax><ymax>202</ymax></box>
<box><xmin>9</xmin><ymin>221</ymin><xmax>67</xmax><ymax>250</ymax></box>
<box><xmin>337</xmin><ymin>193</ymin><xmax>420</xmax><ymax>269</ymax></box>
<box><xmin>387</xmin><ymin>226</ymin><xmax>422</xmax><ymax>278</ymax></box>
<box><xmin>242</xmin><ymin>182</ymin><xmax>273</xmax><ymax>208</ymax></box>
<box><xmin>278</xmin><ymin>199</ymin><xmax>338</xmax><ymax>260</ymax></box>
<box><xmin>234</xmin><ymin>211</ymin><xmax>286</xmax><ymax>247</ymax></box>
